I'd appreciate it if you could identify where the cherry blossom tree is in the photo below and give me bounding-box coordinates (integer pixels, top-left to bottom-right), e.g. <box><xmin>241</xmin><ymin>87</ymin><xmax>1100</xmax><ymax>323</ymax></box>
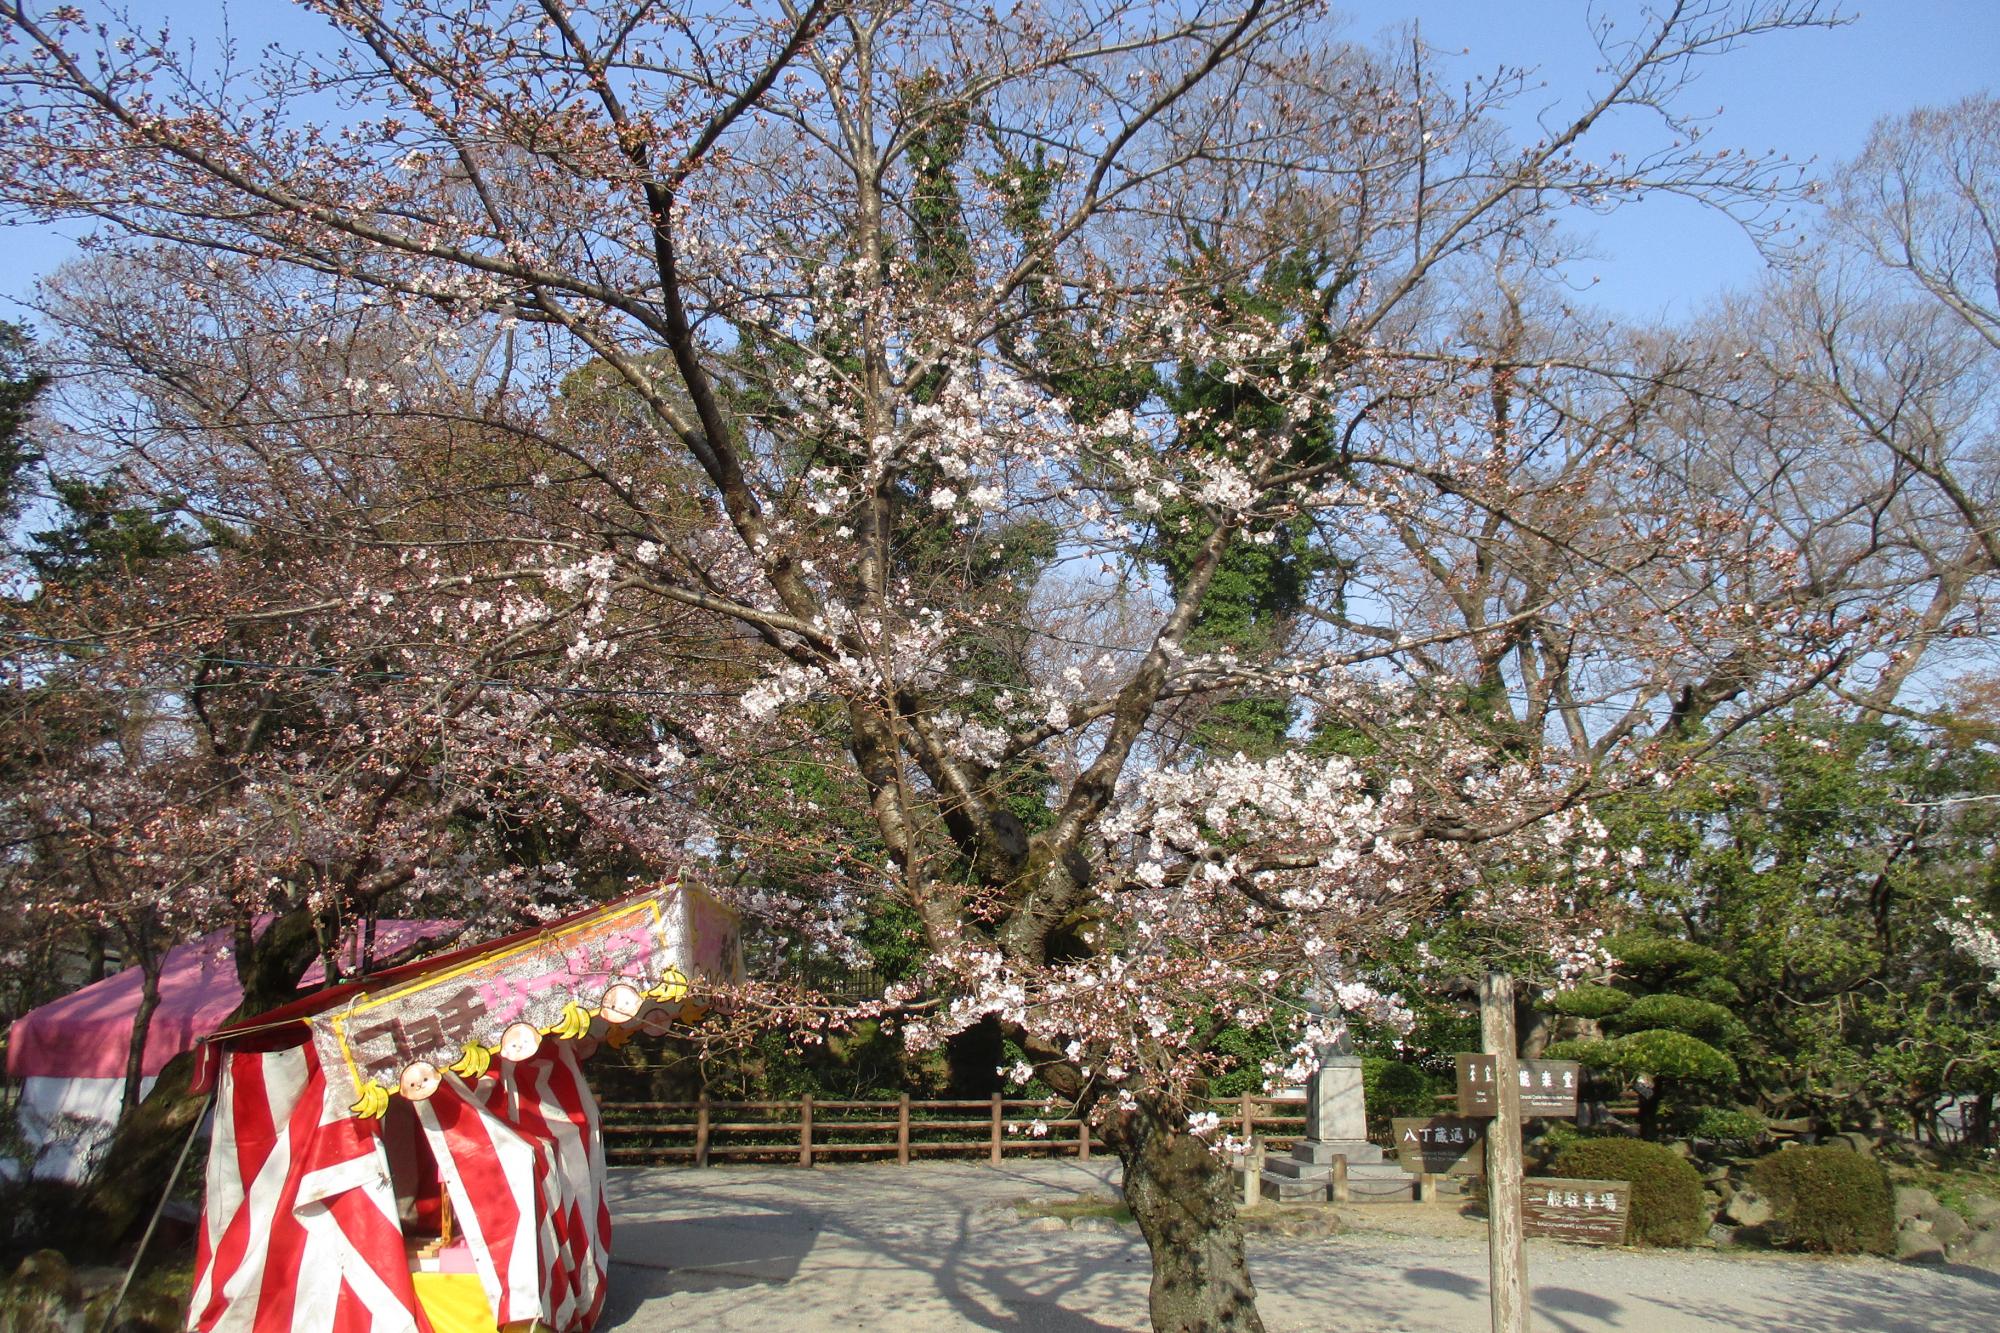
<box><xmin>0</xmin><ymin>1</ymin><xmax>1852</xmax><ymax>1324</ymax></box>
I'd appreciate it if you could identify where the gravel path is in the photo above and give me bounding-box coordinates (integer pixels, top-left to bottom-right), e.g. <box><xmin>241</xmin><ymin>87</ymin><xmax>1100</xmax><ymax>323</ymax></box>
<box><xmin>600</xmin><ymin>1161</ymin><xmax>2000</xmax><ymax>1332</ymax></box>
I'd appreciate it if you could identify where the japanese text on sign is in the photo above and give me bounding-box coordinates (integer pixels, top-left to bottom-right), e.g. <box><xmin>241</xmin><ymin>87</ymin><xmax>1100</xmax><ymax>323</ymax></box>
<box><xmin>1454</xmin><ymin>1054</ymin><xmax>1581</xmax><ymax>1117</ymax></box>
<box><xmin>1519</xmin><ymin>1176</ymin><xmax>1630</xmax><ymax>1245</ymax></box>
<box><xmin>1391</xmin><ymin>1116</ymin><xmax>1487</xmax><ymax>1175</ymax></box>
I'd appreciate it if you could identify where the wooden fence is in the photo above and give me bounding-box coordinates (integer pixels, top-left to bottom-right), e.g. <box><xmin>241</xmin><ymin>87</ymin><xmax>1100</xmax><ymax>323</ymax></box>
<box><xmin>599</xmin><ymin>1092</ymin><xmax>1308</xmax><ymax>1166</ymax></box>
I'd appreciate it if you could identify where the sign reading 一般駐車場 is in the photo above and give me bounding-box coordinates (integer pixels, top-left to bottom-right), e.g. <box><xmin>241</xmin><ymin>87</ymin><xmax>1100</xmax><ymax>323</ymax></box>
<box><xmin>1391</xmin><ymin>1116</ymin><xmax>1487</xmax><ymax>1174</ymax></box>
<box><xmin>1455</xmin><ymin>1054</ymin><xmax>1581</xmax><ymax>1117</ymax></box>
<box><xmin>1520</xmin><ymin>1177</ymin><xmax>1630</xmax><ymax>1245</ymax></box>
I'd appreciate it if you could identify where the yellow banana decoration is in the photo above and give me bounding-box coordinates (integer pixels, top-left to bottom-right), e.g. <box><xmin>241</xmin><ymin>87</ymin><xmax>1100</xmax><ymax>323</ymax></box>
<box><xmin>541</xmin><ymin>1000</ymin><xmax>594</xmax><ymax>1041</ymax></box>
<box><xmin>449</xmin><ymin>1040</ymin><xmax>491</xmax><ymax>1080</ymax></box>
<box><xmin>349</xmin><ymin>1081</ymin><xmax>391</xmax><ymax>1119</ymax></box>
<box><xmin>645</xmin><ymin>967</ymin><xmax>689</xmax><ymax>1004</ymax></box>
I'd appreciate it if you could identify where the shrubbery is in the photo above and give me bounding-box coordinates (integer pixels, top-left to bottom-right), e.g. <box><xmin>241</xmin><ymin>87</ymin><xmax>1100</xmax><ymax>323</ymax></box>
<box><xmin>1690</xmin><ymin>1107</ymin><xmax>1767</xmax><ymax>1150</ymax></box>
<box><xmin>1548</xmin><ymin>983</ymin><xmax>1629</xmax><ymax>1020</ymax></box>
<box><xmin>1749</xmin><ymin>1147</ymin><xmax>1894</xmax><ymax>1254</ymax></box>
<box><xmin>1363</xmin><ymin>1056</ymin><xmax>1443</xmax><ymax>1134</ymax></box>
<box><xmin>1605</xmin><ymin>994</ymin><xmax>1746</xmax><ymax>1045</ymax></box>
<box><xmin>1547</xmin><ymin>1137</ymin><xmax>1706</xmax><ymax>1247</ymax></box>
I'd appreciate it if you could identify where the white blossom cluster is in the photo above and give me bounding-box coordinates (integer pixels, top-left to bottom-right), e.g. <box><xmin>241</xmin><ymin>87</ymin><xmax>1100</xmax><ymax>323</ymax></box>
<box><xmin>1942</xmin><ymin>897</ymin><xmax>2000</xmax><ymax>994</ymax></box>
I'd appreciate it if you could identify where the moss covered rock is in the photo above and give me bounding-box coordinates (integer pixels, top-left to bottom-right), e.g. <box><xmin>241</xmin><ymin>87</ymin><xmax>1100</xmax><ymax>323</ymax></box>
<box><xmin>1</xmin><ymin>1250</ymin><xmax>83</xmax><ymax>1333</ymax></box>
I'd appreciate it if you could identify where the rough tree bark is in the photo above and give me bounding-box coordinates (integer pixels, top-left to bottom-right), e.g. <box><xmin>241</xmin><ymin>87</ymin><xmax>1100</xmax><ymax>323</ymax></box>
<box><xmin>1107</xmin><ymin>1097</ymin><xmax>1265</xmax><ymax>1333</ymax></box>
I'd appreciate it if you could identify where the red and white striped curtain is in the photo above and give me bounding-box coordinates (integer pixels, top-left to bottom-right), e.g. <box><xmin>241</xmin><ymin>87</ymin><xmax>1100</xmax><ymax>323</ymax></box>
<box><xmin>419</xmin><ymin>1040</ymin><xmax>609</xmax><ymax>1333</ymax></box>
<box><xmin>414</xmin><ymin>1040</ymin><xmax>608</xmax><ymax>1328</ymax></box>
<box><xmin>190</xmin><ymin>1041</ymin><xmax>610</xmax><ymax>1333</ymax></box>
<box><xmin>189</xmin><ymin>1044</ymin><xmax>430</xmax><ymax>1333</ymax></box>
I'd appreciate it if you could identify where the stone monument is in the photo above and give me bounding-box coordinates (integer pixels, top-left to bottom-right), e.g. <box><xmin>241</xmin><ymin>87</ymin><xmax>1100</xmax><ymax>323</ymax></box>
<box><xmin>1260</xmin><ymin>1046</ymin><xmax>1413</xmax><ymax>1203</ymax></box>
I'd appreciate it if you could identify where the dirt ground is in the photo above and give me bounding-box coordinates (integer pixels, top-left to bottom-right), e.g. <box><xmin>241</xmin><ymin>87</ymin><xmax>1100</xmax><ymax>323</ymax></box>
<box><xmin>599</xmin><ymin>1160</ymin><xmax>2000</xmax><ymax>1331</ymax></box>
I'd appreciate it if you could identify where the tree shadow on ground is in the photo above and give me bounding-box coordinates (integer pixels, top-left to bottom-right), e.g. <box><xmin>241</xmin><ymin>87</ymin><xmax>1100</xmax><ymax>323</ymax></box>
<box><xmin>599</xmin><ymin>1167</ymin><xmax>1138</xmax><ymax>1331</ymax></box>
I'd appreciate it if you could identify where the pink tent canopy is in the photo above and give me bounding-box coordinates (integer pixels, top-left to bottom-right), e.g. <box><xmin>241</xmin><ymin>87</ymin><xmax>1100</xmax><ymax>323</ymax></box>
<box><xmin>6</xmin><ymin>920</ymin><xmax>458</xmax><ymax>1081</ymax></box>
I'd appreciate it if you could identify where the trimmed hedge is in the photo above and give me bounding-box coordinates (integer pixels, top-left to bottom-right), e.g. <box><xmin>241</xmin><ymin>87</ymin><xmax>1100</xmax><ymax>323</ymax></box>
<box><xmin>1549</xmin><ymin>983</ymin><xmax>1630</xmax><ymax>1020</ymax></box>
<box><xmin>1544</xmin><ymin>1031</ymin><xmax>1737</xmax><ymax>1083</ymax></box>
<box><xmin>1749</xmin><ymin>1147</ymin><xmax>1894</xmax><ymax>1254</ymax></box>
<box><xmin>1605</xmin><ymin>994</ymin><xmax>1746</xmax><ymax>1045</ymax></box>
<box><xmin>1548</xmin><ymin>1138</ymin><xmax>1705</xmax><ymax>1247</ymax></box>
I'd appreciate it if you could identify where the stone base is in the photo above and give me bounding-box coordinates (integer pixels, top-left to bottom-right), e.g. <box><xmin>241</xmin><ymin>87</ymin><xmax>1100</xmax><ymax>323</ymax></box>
<box><xmin>1260</xmin><ymin>1161</ymin><xmax>1414</xmax><ymax>1203</ymax></box>
<box><xmin>1258</xmin><ymin>1136</ymin><xmax>1408</xmax><ymax>1204</ymax></box>
<box><xmin>1289</xmin><ymin>1139</ymin><xmax>1385</xmax><ymax>1167</ymax></box>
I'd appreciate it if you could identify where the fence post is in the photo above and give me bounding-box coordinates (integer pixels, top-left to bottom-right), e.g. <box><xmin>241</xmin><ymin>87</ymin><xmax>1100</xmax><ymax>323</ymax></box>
<box><xmin>1240</xmin><ymin>1091</ymin><xmax>1253</xmax><ymax>1144</ymax></box>
<box><xmin>1418</xmin><ymin>1170</ymin><xmax>1436</xmax><ymax>1204</ymax></box>
<box><xmin>800</xmin><ymin>1095</ymin><xmax>814</xmax><ymax>1167</ymax></box>
<box><xmin>989</xmin><ymin>1092</ymin><xmax>1003</xmax><ymax>1165</ymax></box>
<box><xmin>1078</xmin><ymin>1113</ymin><xmax>1090</xmax><ymax>1162</ymax></box>
<box><xmin>1240</xmin><ymin>1139</ymin><xmax>1265</xmax><ymax>1209</ymax></box>
<box><xmin>897</xmin><ymin>1093</ymin><xmax>911</xmax><ymax>1166</ymax></box>
<box><xmin>1331</xmin><ymin>1155</ymin><xmax>1349</xmax><ymax>1204</ymax></box>
<box><xmin>695</xmin><ymin>1095</ymin><xmax>711</xmax><ymax>1169</ymax></box>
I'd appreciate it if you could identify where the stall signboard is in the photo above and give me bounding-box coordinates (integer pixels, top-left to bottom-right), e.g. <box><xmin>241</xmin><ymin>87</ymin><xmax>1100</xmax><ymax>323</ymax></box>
<box><xmin>1391</xmin><ymin>1116</ymin><xmax>1488</xmax><ymax>1175</ymax></box>
<box><xmin>1455</xmin><ymin>1054</ymin><xmax>1582</xmax><ymax>1117</ymax></box>
<box><xmin>1521</xmin><ymin>1177</ymin><xmax>1630</xmax><ymax>1245</ymax></box>
<box><xmin>310</xmin><ymin>880</ymin><xmax>739</xmax><ymax>1116</ymax></box>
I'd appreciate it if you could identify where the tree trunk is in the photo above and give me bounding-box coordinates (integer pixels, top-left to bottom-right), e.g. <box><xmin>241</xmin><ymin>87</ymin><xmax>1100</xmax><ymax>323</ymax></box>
<box><xmin>1109</xmin><ymin>1097</ymin><xmax>1265</xmax><ymax>1333</ymax></box>
<box><xmin>119</xmin><ymin>954</ymin><xmax>163</xmax><ymax>1123</ymax></box>
<box><xmin>74</xmin><ymin>908</ymin><xmax>324</xmax><ymax>1254</ymax></box>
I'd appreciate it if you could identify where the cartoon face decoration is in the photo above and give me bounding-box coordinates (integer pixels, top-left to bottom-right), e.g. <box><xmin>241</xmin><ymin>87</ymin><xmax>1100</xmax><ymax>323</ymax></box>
<box><xmin>573</xmin><ymin>1036</ymin><xmax>600</xmax><ymax>1060</ymax></box>
<box><xmin>640</xmin><ymin>1006</ymin><xmax>673</xmax><ymax>1037</ymax></box>
<box><xmin>500</xmin><ymin>1021</ymin><xmax>543</xmax><ymax>1063</ymax></box>
<box><xmin>600</xmin><ymin>982</ymin><xmax>644</xmax><ymax>1025</ymax></box>
<box><xmin>400</xmin><ymin>1061</ymin><xmax>441</xmax><ymax>1102</ymax></box>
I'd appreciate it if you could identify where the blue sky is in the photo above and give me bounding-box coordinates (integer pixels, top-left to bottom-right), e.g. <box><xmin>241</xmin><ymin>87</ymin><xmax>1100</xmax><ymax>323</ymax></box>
<box><xmin>1362</xmin><ymin>1</ymin><xmax>2000</xmax><ymax>319</ymax></box>
<box><xmin>1</xmin><ymin>2</ymin><xmax>1994</xmax><ymax>325</ymax></box>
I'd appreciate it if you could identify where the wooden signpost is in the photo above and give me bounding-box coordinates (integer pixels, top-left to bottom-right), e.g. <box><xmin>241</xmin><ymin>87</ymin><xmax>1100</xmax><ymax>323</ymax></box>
<box><xmin>1521</xmin><ymin>1177</ymin><xmax>1631</xmax><ymax>1245</ymax></box>
<box><xmin>1390</xmin><ymin>1116</ymin><xmax>1486</xmax><ymax>1174</ymax></box>
<box><xmin>1480</xmin><ymin>972</ymin><xmax>1529</xmax><ymax>1333</ymax></box>
<box><xmin>1455</xmin><ymin>976</ymin><xmax>1624</xmax><ymax>1333</ymax></box>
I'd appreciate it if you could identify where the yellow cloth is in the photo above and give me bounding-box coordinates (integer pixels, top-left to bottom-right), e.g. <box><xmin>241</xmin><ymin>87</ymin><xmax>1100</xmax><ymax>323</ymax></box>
<box><xmin>410</xmin><ymin>1273</ymin><xmax>495</xmax><ymax>1333</ymax></box>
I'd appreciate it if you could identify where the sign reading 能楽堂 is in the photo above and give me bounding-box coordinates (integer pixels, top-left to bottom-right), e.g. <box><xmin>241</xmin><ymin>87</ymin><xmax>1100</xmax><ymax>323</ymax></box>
<box><xmin>1391</xmin><ymin>1116</ymin><xmax>1487</xmax><ymax>1174</ymax></box>
<box><xmin>1455</xmin><ymin>1054</ymin><xmax>1581</xmax><ymax>1117</ymax></box>
<box><xmin>1520</xmin><ymin>1177</ymin><xmax>1630</xmax><ymax>1245</ymax></box>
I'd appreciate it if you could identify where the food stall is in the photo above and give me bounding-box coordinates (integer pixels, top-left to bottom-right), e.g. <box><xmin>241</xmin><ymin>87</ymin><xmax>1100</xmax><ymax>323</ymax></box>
<box><xmin>186</xmin><ymin>880</ymin><xmax>739</xmax><ymax>1333</ymax></box>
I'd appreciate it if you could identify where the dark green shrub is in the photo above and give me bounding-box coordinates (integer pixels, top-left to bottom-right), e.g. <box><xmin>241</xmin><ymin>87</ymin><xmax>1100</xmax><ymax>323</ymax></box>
<box><xmin>1690</xmin><ymin>1108</ymin><xmax>1767</xmax><ymax>1150</ymax></box>
<box><xmin>1548</xmin><ymin>1137</ymin><xmax>1705</xmax><ymax>1247</ymax></box>
<box><xmin>1605</xmin><ymin>994</ymin><xmax>1746</xmax><ymax>1045</ymax></box>
<box><xmin>1545</xmin><ymin>1031</ymin><xmax>1737</xmax><ymax>1083</ymax></box>
<box><xmin>1749</xmin><ymin>1147</ymin><xmax>1894</xmax><ymax>1254</ymax></box>
<box><xmin>1363</xmin><ymin>1057</ymin><xmax>1442</xmax><ymax>1120</ymax></box>
<box><xmin>1549</xmin><ymin>983</ymin><xmax>1629</xmax><ymax>1020</ymax></box>
<box><xmin>1603</xmin><ymin>930</ymin><xmax>1727</xmax><ymax>977</ymax></box>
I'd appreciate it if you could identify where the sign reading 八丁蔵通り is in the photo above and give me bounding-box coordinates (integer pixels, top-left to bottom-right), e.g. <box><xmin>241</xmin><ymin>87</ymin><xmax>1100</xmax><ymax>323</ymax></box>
<box><xmin>1455</xmin><ymin>1054</ymin><xmax>1581</xmax><ymax>1117</ymax></box>
<box><xmin>1391</xmin><ymin>1116</ymin><xmax>1487</xmax><ymax>1174</ymax></box>
<box><xmin>1520</xmin><ymin>1177</ymin><xmax>1630</xmax><ymax>1245</ymax></box>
